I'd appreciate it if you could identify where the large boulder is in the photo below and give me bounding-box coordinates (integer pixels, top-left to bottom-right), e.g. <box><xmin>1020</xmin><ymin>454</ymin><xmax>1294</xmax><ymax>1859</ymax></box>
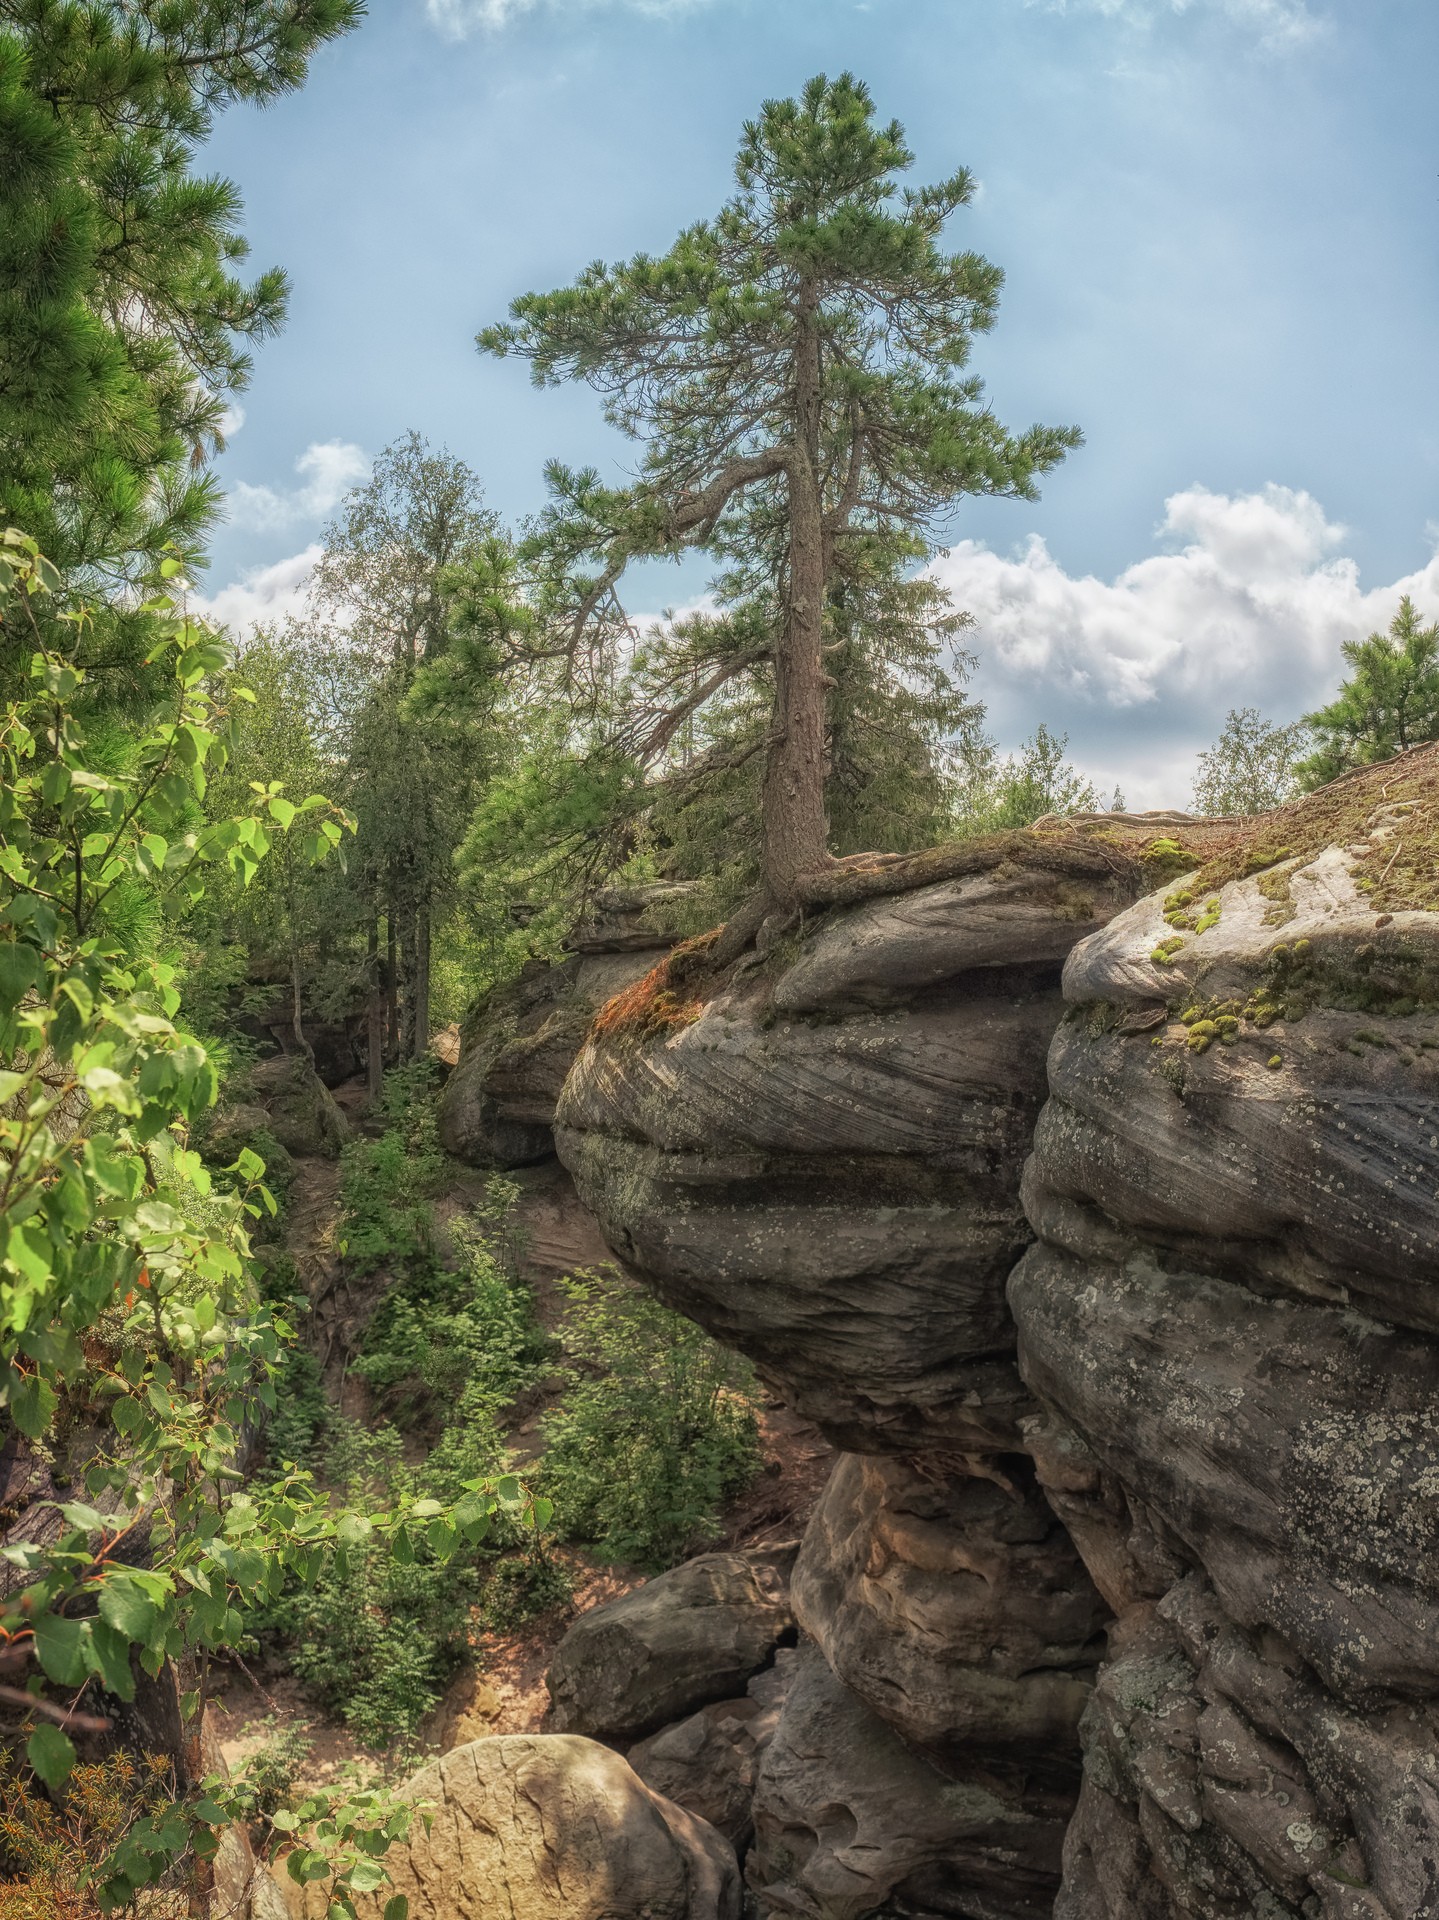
<box><xmin>792</xmin><ymin>1451</ymin><xmax>1106</xmax><ymax>1772</ymax></box>
<box><xmin>547</xmin><ymin>1546</ymin><xmax>796</xmax><ymax>1741</ymax></box>
<box><xmin>284</xmin><ymin>1734</ymin><xmax>741</xmax><ymax>1920</ymax></box>
<box><xmin>249</xmin><ymin>1051</ymin><xmax>349</xmax><ymax>1159</ymax></box>
<box><xmin>1008</xmin><ymin>751</ymin><xmax>1439</xmax><ymax>1916</ymax></box>
<box><xmin>556</xmin><ymin>841</ymin><xmax>1145</xmax><ymax>1452</ymax></box>
<box><xmin>747</xmin><ymin>1645</ymin><xmax>1071</xmax><ymax>1920</ymax></box>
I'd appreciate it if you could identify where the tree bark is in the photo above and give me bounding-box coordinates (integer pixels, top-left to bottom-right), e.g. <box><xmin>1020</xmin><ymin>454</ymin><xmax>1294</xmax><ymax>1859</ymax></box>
<box><xmin>289</xmin><ymin>946</ymin><xmax>311</xmax><ymax>1061</ymax></box>
<box><xmin>385</xmin><ymin>907</ymin><xmax>399</xmax><ymax>1060</ymax></box>
<box><xmin>366</xmin><ymin>915</ymin><xmax>384</xmax><ymax>1102</ymax></box>
<box><xmin>414</xmin><ymin>902</ymin><xmax>431</xmax><ymax>1061</ymax></box>
<box><xmin>761</xmin><ymin>277</ymin><xmax>831</xmax><ymax>906</ymax></box>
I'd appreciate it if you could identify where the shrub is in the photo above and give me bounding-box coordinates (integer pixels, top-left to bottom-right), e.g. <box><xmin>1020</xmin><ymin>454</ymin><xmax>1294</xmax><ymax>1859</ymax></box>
<box><xmin>232</xmin><ymin>1721</ymin><xmax>315</xmax><ymax>1823</ymax></box>
<box><xmin>542</xmin><ymin>1270</ymin><xmax>761</xmax><ymax>1569</ymax></box>
<box><xmin>0</xmin><ymin>1754</ymin><xmax>190</xmax><ymax>1918</ymax></box>
<box><xmin>337</xmin><ymin>1062</ymin><xmax>446</xmax><ymax>1278</ymax></box>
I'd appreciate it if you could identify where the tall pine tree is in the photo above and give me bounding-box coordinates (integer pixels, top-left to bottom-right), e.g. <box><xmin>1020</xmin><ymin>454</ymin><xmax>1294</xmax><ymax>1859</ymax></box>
<box><xmin>482</xmin><ymin>72</ymin><xmax>1079</xmax><ymax>928</ymax></box>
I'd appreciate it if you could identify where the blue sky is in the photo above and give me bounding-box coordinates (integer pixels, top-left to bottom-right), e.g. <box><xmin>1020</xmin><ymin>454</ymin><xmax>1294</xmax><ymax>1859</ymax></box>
<box><xmin>201</xmin><ymin>0</ymin><xmax>1439</xmax><ymax>805</ymax></box>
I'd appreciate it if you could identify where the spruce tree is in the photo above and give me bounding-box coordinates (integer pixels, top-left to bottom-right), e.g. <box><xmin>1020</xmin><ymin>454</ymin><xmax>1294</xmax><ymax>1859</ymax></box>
<box><xmin>481</xmin><ymin>72</ymin><xmax>1079</xmax><ymax>924</ymax></box>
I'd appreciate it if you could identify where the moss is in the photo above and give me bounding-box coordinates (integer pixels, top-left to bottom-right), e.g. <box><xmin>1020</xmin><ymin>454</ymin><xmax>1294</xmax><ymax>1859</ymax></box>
<box><xmin>1180</xmin><ymin>741</ymin><xmax>1439</xmax><ymax>914</ymax></box>
<box><xmin>1150</xmin><ymin>934</ymin><xmax>1186</xmax><ymax>966</ymax></box>
<box><xmin>588</xmin><ymin>930</ymin><xmax>722</xmax><ymax>1048</ymax></box>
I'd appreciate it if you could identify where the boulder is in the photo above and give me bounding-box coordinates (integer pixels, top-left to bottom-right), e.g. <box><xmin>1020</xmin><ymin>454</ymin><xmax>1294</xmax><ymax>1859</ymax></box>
<box><xmin>792</xmin><ymin>1451</ymin><xmax>1106</xmax><ymax>1771</ymax></box>
<box><xmin>249</xmin><ymin>1052</ymin><xmax>349</xmax><ymax>1159</ymax></box>
<box><xmin>547</xmin><ymin>1545</ymin><xmax>796</xmax><ymax>1742</ymax></box>
<box><xmin>284</xmin><ymin>1734</ymin><xmax>741</xmax><ymax>1920</ymax></box>
<box><xmin>747</xmin><ymin>1646</ymin><xmax>1071</xmax><ymax>1920</ymax></box>
<box><xmin>556</xmin><ymin>845</ymin><xmax>1140</xmax><ymax>1451</ymax></box>
<box><xmin>629</xmin><ymin>1695</ymin><xmax>779</xmax><ymax>1849</ymax></box>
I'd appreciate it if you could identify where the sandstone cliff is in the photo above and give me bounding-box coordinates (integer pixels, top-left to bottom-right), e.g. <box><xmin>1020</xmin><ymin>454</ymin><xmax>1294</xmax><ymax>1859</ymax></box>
<box><xmin>546</xmin><ymin>755</ymin><xmax>1439</xmax><ymax>1918</ymax></box>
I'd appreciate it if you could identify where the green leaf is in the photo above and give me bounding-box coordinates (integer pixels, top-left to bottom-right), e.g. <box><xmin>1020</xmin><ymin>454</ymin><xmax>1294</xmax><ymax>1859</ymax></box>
<box><xmin>8</xmin><ymin>1369</ymin><xmax>58</xmax><ymax>1440</ymax></box>
<box><xmin>383</xmin><ymin>1898</ymin><xmax>409</xmax><ymax>1920</ymax></box>
<box><xmin>347</xmin><ymin>1861</ymin><xmax>387</xmax><ymax>1894</ymax></box>
<box><xmin>26</xmin><ymin>1722</ymin><xmax>76</xmax><ymax>1793</ymax></box>
<box><xmin>0</xmin><ymin>942</ymin><xmax>40</xmax><ymax>1016</ymax></box>
<box><xmin>98</xmin><ymin>1576</ymin><xmax>160</xmax><ymax>1644</ymax></box>
<box><xmin>33</xmin><ymin>1611</ymin><xmax>88</xmax><ymax>1685</ymax></box>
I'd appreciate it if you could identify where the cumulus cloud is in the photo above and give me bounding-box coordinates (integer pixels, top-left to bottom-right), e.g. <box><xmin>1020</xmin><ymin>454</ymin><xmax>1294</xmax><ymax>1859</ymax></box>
<box><xmin>424</xmin><ymin>0</ymin><xmax>703</xmax><ymax>38</ymax></box>
<box><xmin>225</xmin><ymin>441</ymin><xmax>370</xmax><ymax>534</ymax></box>
<box><xmin>932</xmin><ymin>484</ymin><xmax>1439</xmax><ymax>808</ymax></box>
<box><xmin>198</xmin><ymin>544</ymin><xmax>321</xmax><ymax>637</ymax></box>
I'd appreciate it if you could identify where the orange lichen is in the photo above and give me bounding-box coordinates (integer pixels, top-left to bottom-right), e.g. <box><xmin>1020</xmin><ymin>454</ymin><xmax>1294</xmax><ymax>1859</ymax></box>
<box><xmin>589</xmin><ymin>929</ymin><xmax>723</xmax><ymax>1046</ymax></box>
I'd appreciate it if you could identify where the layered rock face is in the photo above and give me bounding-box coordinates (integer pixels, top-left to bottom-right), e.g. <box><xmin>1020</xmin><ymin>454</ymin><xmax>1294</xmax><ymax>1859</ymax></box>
<box><xmin>440</xmin><ymin>885</ymin><xmax>695</xmax><ymax>1167</ymax></box>
<box><xmin>1009</xmin><ymin>759</ymin><xmax>1439</xmax><ymax>1917</ymax></box>
<box><xmin>557</xmin><ymin>848</ymin><xmax>1138</xmax><ymax>1453</ymax></box>
<box><xmin>555</xmin><ymin>836</ymin><xmax>1157</xmax><ymax>1915</ymax></box>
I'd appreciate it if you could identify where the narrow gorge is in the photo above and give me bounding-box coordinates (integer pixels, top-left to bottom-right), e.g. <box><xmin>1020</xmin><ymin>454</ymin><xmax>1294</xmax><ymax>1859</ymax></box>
<box><xmin>342</xmin><ymin>746</ymin><xmax>1439</xmax><ymax>1920</ymax></box>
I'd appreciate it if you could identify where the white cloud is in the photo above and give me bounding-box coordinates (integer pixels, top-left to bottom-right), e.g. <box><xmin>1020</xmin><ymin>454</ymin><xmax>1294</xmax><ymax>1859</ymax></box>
<box><xmin>423</xmin><ymin>0</ymin><xmax>702</xmax><ymax>37</ymax></box>
<box><xmin>932</xmin><ymin>484</ymin><xmax>1439</xmax><ymax>808</ymax></box>
<box><xmin>225</xmin><ymin>441</ymin><xmax>370</xmax><ymax>534</ymax></box>
<box><xmin>199</xmin><ymin>544</ymin><xmax>321</xmax><ymax>637</ymax></box>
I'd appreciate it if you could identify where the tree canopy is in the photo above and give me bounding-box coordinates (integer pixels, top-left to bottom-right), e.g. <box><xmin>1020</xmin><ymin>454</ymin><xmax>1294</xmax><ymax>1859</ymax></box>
<box><xmin>1298</xmin><ymin>596</ymin><xmax>1439</xmax><ymax>789</ymax></box>
<box><xmin>481</xmin><ymin>71</ymin><xmax>1080</xmax><ymax>922</ymax></box>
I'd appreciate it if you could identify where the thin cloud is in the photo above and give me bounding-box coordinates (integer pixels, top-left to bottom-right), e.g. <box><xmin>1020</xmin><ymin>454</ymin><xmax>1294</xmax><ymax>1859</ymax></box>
<box><xmin>424</xmin><ymin>0</ymin><xmax>706</xmax><ymax>38</ymax></box>
<box><xmin>199</xmin><ymin>544</ymin><xmax>322</xmax><ymax>636</ymax></box>
<box><xmin>1031</xmin><ymin>0</ymin><xmax>1326</xmax><ymax>50</ymax></box>
<box><xmin>932</xmin><ymin>484</ymin><xmax>1439</xmax><ymax>807</ymax></box>
<box><xmin>225</xmin><ymin>441</ymin><xmax>370</xmax><ymax>535</ymax></box>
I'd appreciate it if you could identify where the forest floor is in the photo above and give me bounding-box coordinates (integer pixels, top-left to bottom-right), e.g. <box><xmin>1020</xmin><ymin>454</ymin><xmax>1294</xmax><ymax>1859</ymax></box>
<box><xmin>209</xmin><ymin>1077</ymin><xmax>833</xmax><ymax>1792</ymax></box>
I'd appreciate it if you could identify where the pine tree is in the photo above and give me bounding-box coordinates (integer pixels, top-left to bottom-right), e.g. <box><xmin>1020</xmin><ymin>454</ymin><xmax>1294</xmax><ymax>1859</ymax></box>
<box><xmin>1298</xmin><ymin>597</ymin><xmax>1439</xmax><ymax>789</ymax></box>
<box><xmin>481</xmin><ymin>72</ymin><xmax>1079</xmax><ymax>926</ymax></box>
<box><xmin>0</xmin><ymin>0</ymin><xmax>361</xmax><ymax>582</ymax></box>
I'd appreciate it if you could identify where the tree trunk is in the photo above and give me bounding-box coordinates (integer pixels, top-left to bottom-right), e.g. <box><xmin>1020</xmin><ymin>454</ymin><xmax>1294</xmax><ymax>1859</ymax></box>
<box><xmin>414</xmin><ymin>902</ymin><xmax>431</xmax><ymax>1062</ymax></box>
<box><xmin>385</xmin><ymin>908</ymin><xmax>399</xmax><ymax>1059</ymax></box>
<box><xmin>762</xmin><ymin>277</ymin><xmax>831</xmax><ymax>906</ymax></box>
<box><xmin>367</xmin><ymin>915</ymin><xmax>384</xmax><ymax>1102</ymax></box>
<box><xmin>289</xmin><ymin>945</ymin><xmax>311</xmax><ymax>1061</ymax></box>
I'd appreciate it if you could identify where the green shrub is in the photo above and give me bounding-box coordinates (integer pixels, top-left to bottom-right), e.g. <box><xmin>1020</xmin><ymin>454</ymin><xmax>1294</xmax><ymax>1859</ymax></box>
<box><xmin>354</xmin><ymin>1210</ymin><xmax>546</xmax><ymax>1429</ymax></box>
<box><xmin>233</xmin><ymin>1721</ymin><xmax>314</xmax><ymax>1822</ymax></box>
<box><xmin>337</xmin><ymin>1062</ymin><xmax>446</xmax><ymax>1278</ymax></box>
<box><xmin>542</xmin><ymin>1270</ymin><xmax>761</xmax><ymax>1569</ymax></box>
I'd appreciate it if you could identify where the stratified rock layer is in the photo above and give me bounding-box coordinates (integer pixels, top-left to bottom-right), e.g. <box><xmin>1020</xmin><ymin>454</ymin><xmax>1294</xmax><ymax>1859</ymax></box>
<box><xmin>557</xmin><ymin>850</ymin><xmax>1137</xmax><ymax>1452</ymax></box>
<box><xmin>1011</xmin><ymin>764</ymin><xmax>1439</xmax><ymax>1917</ymax></box>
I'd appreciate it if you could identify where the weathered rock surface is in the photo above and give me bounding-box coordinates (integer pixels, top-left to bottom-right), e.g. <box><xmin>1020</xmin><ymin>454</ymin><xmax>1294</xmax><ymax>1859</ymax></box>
<box><xmin>249</xmin><ymin>1051</ymin><xmax>350</xmax><ymax>1158</ymax></box>
<box><xmin>747</xmin><ymin>1646</ymin><xmax>1071</xmax><ymax>1920</ymax></box>
<box><xmin>792</xmin><ymin>1451</ymin><xmax>1105</xmax><ymax>1771</ymax></box>
<box><xmin>546</xmin><ymin>1545</ymin><xmax>797</xmax><ymax>1741</ymax></box>
<box><xmin>1010</xmin><ymin>764</ymin><xmax>1439</xmax><ymax>1917</ymax></box>
<box><xmin>286</xmin><ymin>1734</ymin><xmax>741</xmax><ymax>1920</ymax></box>
<box><xmin>626</xmin><ymin>1652</ymin><xmax>802</xmax><ymax>1852</ymax></box>
<box><xmin>556</xmin><ymin>847</ymin><xmax>1139</xmax><ymax>1452</ymax></box>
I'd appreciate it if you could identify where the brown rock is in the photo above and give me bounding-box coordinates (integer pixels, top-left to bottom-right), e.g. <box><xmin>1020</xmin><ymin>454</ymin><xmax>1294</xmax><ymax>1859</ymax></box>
<box><xmin>792</xmin><ymin>1452</ymin><xmax>1106</xmax><ymax>1771</ymax></box>
<box><xmin>287</xmin><ymin>1734</ymin><xmax>741</xmax><ymax>1920</ymax></box>
<box><xmin>748</xmin><ymin>1646</ymin><xmax>1071</xmax><ymax>1920</ymax></box>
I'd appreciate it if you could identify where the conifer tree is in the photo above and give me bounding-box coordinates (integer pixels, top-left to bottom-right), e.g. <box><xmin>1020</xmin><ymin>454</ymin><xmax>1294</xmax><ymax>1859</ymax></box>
<box><xmin>0</xmin><ymin>0</ymin><xmax>361</xmax><ymax>581</ymax></box>
<box><xmin>481</xmin><ymin>72</ymin><xmax>1079</xmax><ymax>927</ymax></box>
<box><xmin>1298</xmin><ymin>597</ymin><xmax>1439</xmax><ymax>788</ymax></box>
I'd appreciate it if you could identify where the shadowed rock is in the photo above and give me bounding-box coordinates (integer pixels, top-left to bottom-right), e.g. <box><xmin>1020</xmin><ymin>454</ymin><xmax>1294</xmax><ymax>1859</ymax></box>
<box><xmin>546</xmin><ymin>1546</ymin><xmax>797</xmax><ymax>1742</ymax></box>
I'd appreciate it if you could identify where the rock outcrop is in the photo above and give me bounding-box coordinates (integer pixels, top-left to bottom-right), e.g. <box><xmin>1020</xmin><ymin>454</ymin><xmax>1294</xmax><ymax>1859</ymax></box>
<box><xmin>1008</xmin><ymin>751</ymin><xmax>1439</xmax><ymax>1917</ymax></box>
<box><xmin>556</xmin><ymin>843</ymin><xmax>1144</xmax><ymax>1452</ymax></box>
<box><xmin>248</xmin><ymin>1051</ymin><xmax>350</xmax><ymax>1158</ymax></box>
<box><xmin>440</xmin><ymin>886</ymin><xmax>697</xmax><ymax>1168</ymax></box>
<box><xmin>546</xmin><ymin>1545</ymin><xmax>797</xmax><ymax>1741</ymax></box>
<box><xmin>286</xmin><ymin>1735</ymin><xmax>742</xmax><ymax>1920</ymax></box>
<box><xmin>546</xmin><ymin>758</ymin><xmax>1439</xmax><ymax>1919</ymax></box>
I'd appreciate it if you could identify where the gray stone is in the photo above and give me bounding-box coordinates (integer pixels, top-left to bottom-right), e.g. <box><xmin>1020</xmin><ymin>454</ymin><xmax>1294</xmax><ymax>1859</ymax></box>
<box><xmin>546</xmin><ymin>1546</ymin><xmax>797</xmax><ymax>1741</ymax></box>
<box><xmin>249</xmin><ymin>1052</ymin><xmax>349</xmax><ymax>1158</ymax></box>
<box><xmin>748</xmin><ymin>1646</ymin><xmax>1071</xmax><ymax>1920</ymax></box>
